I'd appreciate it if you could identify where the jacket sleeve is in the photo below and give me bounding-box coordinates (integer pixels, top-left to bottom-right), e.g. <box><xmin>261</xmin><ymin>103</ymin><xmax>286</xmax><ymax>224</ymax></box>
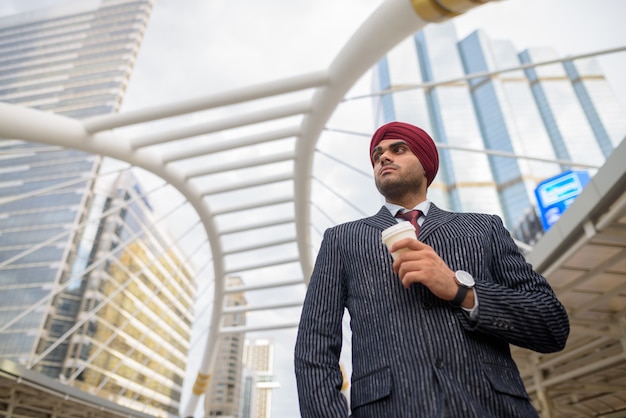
<box><xmin>294</xmin><ymin>227</ymin><xmax>350</xmax><ymax>417</ymax></box>
<box><xmin>460</xmin><ymin>214</ymin><xmax>570</xmax><ymax>353</ymax></box>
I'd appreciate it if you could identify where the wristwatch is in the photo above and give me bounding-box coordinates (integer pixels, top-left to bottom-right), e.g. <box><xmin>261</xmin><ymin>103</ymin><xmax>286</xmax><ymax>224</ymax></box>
<box><xmin>450</xmin><ymin>270</ymin><xmax>475</xmax><ymax>307</ymax></box>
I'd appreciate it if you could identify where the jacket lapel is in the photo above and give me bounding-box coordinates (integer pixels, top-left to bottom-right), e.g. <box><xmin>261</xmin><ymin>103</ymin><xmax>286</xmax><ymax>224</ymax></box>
<box><xmin>362</xmin><ymin>206</ymin><xmax>396</xmax><ymax>232</ymax></box>
<box><xmin>419</xmin><ymin>203</ymin><xmax>457</xmax><ymax>242</ymax></box>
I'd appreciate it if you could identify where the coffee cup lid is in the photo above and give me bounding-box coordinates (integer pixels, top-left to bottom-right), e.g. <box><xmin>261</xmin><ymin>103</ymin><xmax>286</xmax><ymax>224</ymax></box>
<box><xmin>381</xmin><ymin>222</ymin><xmax>415</xmax><ymax>241</ymax></box>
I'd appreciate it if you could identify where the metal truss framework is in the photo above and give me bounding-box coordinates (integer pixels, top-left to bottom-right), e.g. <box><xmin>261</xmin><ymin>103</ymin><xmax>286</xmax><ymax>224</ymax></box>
<box><xmin>0</xmin><ymin>0</ymin><xmax>625</xmax><ymax>417</ymax></box>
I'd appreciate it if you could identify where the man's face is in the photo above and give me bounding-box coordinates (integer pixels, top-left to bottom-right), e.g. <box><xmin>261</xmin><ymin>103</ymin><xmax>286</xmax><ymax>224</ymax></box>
<box><xmin>372</xmin><ymin>139</ymin><xmax>426</xmax><ymax>201</ymax></box>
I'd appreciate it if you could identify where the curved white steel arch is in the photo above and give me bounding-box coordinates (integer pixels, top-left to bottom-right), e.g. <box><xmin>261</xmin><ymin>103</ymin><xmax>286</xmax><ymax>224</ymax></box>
<box><xmin>296</xmin><ymin>0</ymin><xmax>436</xmax><ymax>280</ymax></box>
<box><xmin>0</xmin><ymin>0</ymin><xmax>499</xmax><ymax>415</ymax></box>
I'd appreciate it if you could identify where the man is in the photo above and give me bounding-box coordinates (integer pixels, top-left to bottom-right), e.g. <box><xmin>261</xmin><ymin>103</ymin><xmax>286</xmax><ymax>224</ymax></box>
<box><xmin>294</xmin><ymin>121</ymin><xmax>569</xmax><ymax>417</ymax></box>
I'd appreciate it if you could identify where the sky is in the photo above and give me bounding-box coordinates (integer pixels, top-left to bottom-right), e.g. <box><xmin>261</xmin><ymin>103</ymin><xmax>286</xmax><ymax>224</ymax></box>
<box><xmin>128</xmin><ymin>0</ymin><xmax>626</xmax><ymax>115</ymax></box>
<box><xmin>2</xmin><ymin>0</ymin><xmax>625</xmax><ymax>416</ymax></box>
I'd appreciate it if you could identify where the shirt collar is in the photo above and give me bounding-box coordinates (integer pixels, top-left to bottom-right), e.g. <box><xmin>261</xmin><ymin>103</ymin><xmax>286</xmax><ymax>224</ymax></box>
<box><xmin>384</xmin><ymin>200</ymin><xmax>431</xmax><ymax>217</ymax></box>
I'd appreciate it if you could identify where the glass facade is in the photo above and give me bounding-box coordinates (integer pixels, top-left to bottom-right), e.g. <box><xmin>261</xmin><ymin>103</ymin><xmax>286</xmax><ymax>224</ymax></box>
<box><xmin>65</xmin><ymin>170</ymin><xmax>196</xmax><ymax>416</ymax></box>
<box><xmin>373</xmin><ymin>22</ymin><xmax>626</xmax><ymax>230</ymax></box>
<box><xmin>0</xmin><ymin>0</ymin><xmax>197</xmax><ymax>416</ymax></box>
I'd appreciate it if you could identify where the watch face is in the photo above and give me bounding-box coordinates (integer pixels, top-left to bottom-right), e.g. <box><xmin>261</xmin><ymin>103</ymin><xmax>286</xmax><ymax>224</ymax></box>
<box><xmin>455</xmin><ymin>270</ymin><xmax>475</xmax><ymax>287</ymax></box>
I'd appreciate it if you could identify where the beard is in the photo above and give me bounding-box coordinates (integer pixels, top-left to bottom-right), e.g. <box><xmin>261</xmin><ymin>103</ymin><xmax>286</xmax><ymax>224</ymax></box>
<box><xmin>374</xmin><ymin>164</ymin><xmax>424</xmax><ymax>201</ymax></box>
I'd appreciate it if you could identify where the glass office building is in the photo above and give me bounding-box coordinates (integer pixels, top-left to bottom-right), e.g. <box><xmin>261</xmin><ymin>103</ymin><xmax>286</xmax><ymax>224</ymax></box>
<box><xmin>372</xmin><ymin>21</ymin><xmax>626</xmax><ymax>230</ymax></box>
<box><xmin>0</xmin><ymin>0</ymin><xmax>197</xmax><ymax>415</ymax></box>
<box><xmin>65</xmin><ymin>170</ymin><xmax>196</xmax><ymax>416</ymax></box>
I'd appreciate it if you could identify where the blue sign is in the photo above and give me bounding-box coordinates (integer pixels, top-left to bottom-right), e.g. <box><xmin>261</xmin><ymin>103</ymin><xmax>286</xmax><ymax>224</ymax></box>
<box><xmin>534</xmin><ymin>170</ymin><xmax>590</xmax><ymax>231</ymax></box>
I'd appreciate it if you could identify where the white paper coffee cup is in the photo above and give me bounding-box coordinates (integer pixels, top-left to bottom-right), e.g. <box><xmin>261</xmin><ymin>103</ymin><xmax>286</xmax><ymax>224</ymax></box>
<box><xmin>381</xmin><ymin>222</ymin><xmax>416</xmax><ymax>260</ymax></box>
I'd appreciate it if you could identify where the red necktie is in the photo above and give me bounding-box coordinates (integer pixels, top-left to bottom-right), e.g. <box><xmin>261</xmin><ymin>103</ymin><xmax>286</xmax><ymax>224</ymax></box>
<box><xmin>396</xmin><ymin>210</ymin><xmax>422</xmax><ymax>236</ymax></box>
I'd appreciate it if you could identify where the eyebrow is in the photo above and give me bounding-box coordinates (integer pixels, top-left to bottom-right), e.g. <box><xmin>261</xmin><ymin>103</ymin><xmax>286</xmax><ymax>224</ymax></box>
<box><xmin>372</xmin><ymin>140</ymin><xmax>408</xmax><ymax>156</ymax></box>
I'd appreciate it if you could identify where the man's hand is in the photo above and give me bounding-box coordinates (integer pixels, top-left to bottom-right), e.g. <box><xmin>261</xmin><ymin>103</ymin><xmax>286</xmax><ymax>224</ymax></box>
<box><xmin>390</xmin><ymin>238</ymin><xmax>475</xmax><ymax>308</ymax></box>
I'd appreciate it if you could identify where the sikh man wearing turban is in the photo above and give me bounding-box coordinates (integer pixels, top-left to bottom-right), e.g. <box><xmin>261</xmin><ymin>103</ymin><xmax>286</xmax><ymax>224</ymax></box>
<box><xmin>294</xmin><ymin>121</ymin><xmax>569</xmax><ymax>418</ymax></box>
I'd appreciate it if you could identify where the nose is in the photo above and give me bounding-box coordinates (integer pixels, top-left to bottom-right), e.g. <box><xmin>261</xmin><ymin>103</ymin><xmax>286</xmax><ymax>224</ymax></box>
<box><xmin>378</xmin><ymin>150</ymin><xmax>392</xmax><ymax>164</ymax></box>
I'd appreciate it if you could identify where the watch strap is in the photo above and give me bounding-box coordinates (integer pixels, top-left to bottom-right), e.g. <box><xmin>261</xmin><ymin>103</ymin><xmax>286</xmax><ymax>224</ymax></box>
<box><xmin>450</xmin><ymin>284</ymin><xmax>469</xmax><ymax>307</ymax></box>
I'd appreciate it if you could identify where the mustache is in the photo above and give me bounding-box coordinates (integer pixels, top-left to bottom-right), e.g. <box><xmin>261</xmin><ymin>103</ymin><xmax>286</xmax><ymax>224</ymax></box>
<box><xmin>378</xmin><ymin>163</ymin><xmax>399</xmax><ymax>175</ymax></box>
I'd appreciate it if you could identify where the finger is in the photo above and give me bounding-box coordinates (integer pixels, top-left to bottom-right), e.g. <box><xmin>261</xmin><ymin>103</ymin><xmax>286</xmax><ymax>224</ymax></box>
<box><xmin>397</xmin><ymin>259</ymin><xmax>423</xmax><ymax>279</ymax></box>
<box><xmin>400</xmin><ymin>269</ymin><xmax>421</xmax><ymax>288</ymax></box>
<box><xmin>389</xmin><ymin>237</ymin><xmax>424</xmax><ymax>254</ymax></box>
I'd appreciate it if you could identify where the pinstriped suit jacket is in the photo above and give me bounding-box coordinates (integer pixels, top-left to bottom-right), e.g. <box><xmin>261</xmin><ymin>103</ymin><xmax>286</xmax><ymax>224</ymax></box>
<box><xmin>294</xmin><ymin>204</ymin><xmax>569</xmax><ymax>418</ymax></box>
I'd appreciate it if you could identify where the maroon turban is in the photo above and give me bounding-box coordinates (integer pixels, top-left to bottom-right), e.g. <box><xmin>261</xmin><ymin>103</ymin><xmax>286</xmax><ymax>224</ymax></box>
<box><xmin>369</xmin><ymin>121</ymin><xmax>439</xmax><ymax>187</ymax></box>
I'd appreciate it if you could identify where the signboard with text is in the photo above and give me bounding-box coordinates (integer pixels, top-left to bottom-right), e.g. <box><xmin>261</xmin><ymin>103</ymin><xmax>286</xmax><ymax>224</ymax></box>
<box><xmin>534</xmin><ymin>170</ymin><xmax>590</xmax><ymax>231</ymax></box>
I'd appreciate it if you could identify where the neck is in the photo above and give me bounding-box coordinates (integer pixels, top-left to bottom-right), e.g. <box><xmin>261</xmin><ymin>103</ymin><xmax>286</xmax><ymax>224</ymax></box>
<box><xmin>386</xmin><ymin>194</ymin><xmax>426</xmax><ymax>210</ymax></box>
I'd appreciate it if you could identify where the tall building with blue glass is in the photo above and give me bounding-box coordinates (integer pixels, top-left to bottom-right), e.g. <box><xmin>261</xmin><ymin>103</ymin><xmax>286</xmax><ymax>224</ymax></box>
<box><xmin>0</xmin><ymin>1</ymin><xmax>197</xmax><ymax>416</ymax></box>
<box><xmin>372</xmin><ymin>21</ymin><xmax>625</xmax><ymax>232</ymax></box>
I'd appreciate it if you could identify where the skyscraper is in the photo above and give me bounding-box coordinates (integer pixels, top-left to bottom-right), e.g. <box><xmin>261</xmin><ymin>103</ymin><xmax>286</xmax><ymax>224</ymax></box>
<box><xmin>372</xmin><ymin>21</ymin><xmax>625</xmax><ymax>230</ymax></box>
<box><xmin>240</xmin><ymin>339</ymin><xmax>279</xmax><ymax>418</ymax></box>
<box><xmin>0</xmin><ymin>1</ymin><xmax>197</xmax><ymax>415</ymax></box>
<box><xmin>204</xmin><ymin>276</ymin><xmax>247</xmax><ymax>417</ymax></box>
<box><xmin>66</xmin><ymin>169</ymin><xmax>196</xmax><ymax>416</ymax></box>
